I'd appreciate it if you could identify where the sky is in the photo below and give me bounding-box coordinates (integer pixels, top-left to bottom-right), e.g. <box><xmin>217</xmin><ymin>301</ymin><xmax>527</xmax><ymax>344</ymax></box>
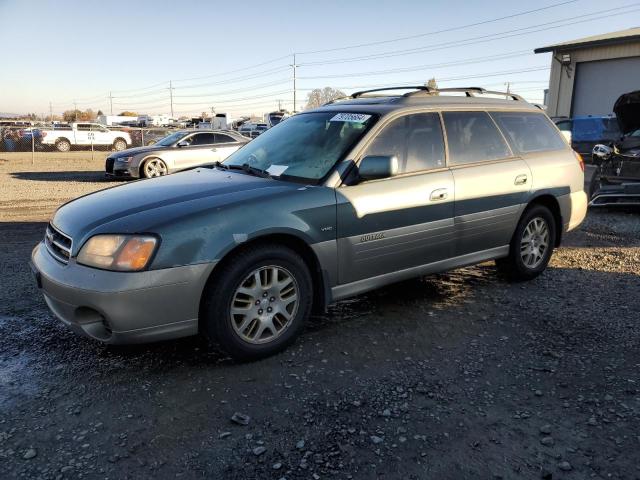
<box><xmin>0</xmin><ymin>0</ymin><xmax>638</xmax><ymax>119</ymax></box>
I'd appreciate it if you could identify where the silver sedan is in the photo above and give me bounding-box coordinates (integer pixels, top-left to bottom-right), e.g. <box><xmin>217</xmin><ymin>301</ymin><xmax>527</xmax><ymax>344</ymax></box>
<box><xmin>105</xmin><ymin>130</ymin><xmax>249</xmax><ymax>179</ymax></box>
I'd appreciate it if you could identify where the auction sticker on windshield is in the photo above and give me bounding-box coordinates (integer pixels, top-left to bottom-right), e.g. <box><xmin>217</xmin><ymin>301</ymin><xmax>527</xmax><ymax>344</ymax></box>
<box><xmin>330</xmin><ymin>113</ymin><xmax>371</xmax><ymax>123</ymax></box>
<box><xmin>266</xmin><ymin>164</ymin><xmax>288</xmax><ymax>176</ymax></box>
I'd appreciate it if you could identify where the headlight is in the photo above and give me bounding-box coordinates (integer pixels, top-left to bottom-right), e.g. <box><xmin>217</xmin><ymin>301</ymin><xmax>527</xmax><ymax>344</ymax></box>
<box><xmin>77</xmin><ymin>234</ymin><xmax>158</xmax><ymax>271</ymax></box>
<box><xmin>116</xmin><ymin>156</ymin><xmax>133</xmax><ymax>163</ymax></box>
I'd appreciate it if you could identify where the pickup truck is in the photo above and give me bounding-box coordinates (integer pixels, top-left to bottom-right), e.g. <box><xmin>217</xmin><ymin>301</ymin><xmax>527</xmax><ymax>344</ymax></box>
<box><xmin>40</xmin><ymin>122</ymin><xmax>132</xmax><ymax>152</ymax></box>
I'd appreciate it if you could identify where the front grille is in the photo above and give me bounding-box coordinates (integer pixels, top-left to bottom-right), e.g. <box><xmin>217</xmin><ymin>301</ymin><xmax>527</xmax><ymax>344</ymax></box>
<box><xmin>45</xmin><ymin>223</ymin><xmax>72</xmax><ymax>264</ymax></box>
<box><xmin>105</xmin><ymin>157</ymin><xmax>115</xmax><ymax>174</ymax></box>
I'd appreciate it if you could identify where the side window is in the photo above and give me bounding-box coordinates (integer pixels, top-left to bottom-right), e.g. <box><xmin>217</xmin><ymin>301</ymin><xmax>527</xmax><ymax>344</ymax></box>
<box><xmin>362</xmin><ymin>113</ymin><xmax>445</xmax><ymax>174</ymax></box>
<box><xmin>442</xmin><ymin>111</ymin><xmax>511</xmax><ymax>165</ymax></box>
<box><xmin>491</xmin><ymin>112</ymin><xmax>566</xmax><ymax>153</ymax></box>
<box><xmin>91</xmin><ymin>124</ymin><xmax>107</xmax><ymax>132</ymax></box>
<box><xmin>76</xmin><ymin>124</ymin><xmax>91</xmax><ymax>131</ymax></box>
<box><xmin>191</xmin><ymin>133</ymin><xmax>216</xmax><ymax>145</ymax></box>
<box><xmin>214</xmin><ymin>134</ymin><xmax>235</xmax><ymax>143</ymax></box>
<box><xmin>555</xmin><ymin>120</ymin><xmax>572</xmax><ymax>132</ymax></box>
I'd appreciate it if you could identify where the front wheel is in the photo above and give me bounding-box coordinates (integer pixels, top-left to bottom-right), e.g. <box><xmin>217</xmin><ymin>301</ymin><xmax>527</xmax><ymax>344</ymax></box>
<box><xmin>56</xmin><ymin>139</ymin><xmax>71</xmax><ymax>152</ymax></box>
<box><xmin>201</xmin><ymin>244</ymin><xmax>312</xmax><ymax>361</ymax></box>
<box><xmin>142</xmin><ymin>158</ymin><xmax>168</xmax><ymax>178</ymax></box>
<box><xmin>496</xmin><ymin>205</ymin><xmax>556</xmax><ymax>281</ymax></box>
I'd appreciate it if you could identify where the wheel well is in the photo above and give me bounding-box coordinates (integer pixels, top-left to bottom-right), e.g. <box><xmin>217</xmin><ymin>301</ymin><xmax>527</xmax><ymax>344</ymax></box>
<box><xmin>55</xmin><ymin>137</ymin><xmax>70</xmax><ymax>144</ymax></box>
<box><xmin>198</xmin><ymin>234</ymin><xmax>327</xmax><ymax>325</ymax></box>
<box><xmin>139</xmin><ymin>156</ymin><xmax>162</xmax><ymax>176</ymax></box>
<box><xmin>527</xmin><ymin>194</ymin><xmax>563</xmax><ymax>246</ymax></box>
<box><xmin>113</xmin><ymin>137</ymin><xmax>127</xmax><ymax>145</ymax></box>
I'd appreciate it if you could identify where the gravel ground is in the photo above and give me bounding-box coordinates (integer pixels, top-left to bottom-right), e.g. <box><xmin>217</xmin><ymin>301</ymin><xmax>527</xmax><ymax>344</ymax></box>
<box><xmin>1</xmin><ymin>154</ymin><xmax>639</xmax><ymax>479</ymax></box>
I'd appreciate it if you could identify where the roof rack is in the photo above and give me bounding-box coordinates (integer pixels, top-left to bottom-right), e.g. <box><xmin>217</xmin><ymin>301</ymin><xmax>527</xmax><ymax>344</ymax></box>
<box><xmin>324</xmin><ymin>85</ymin><xmax>526</xmax><ymax>105</ymax></box>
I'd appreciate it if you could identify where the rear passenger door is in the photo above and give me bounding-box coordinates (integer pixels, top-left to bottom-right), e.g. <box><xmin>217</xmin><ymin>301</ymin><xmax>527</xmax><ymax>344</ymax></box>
<box><xmin>336</xmin><ymin>112</ymin><xmax>455</xmax><ymax>284</ymax></box>
<box><xmin>442</xmin><ymin>111</ymin><xmax>531</xmax><ymax>257</ymax></box>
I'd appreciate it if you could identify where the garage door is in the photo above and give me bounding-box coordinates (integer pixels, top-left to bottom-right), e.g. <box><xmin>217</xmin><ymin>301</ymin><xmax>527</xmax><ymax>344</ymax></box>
<box><xmin>572</xmin><ymin>56</ymin><xmax>640</xmax><ymax>116</ymax></box>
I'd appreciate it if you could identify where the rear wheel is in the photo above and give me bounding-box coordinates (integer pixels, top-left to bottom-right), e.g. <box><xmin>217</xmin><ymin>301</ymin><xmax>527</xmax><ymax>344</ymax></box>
<box><xmin>113</xmin><ymin>138</ymin><xmax>127</xmax><ymax>151</ymax></box>
<box><xmin>55</xmin><ymin>139</ymin><xmax>71</xmax><ymax>152</ymax></box>
<box><xmin>496</xmin><ymin>205</ymin><xmax>555</xmax><ymax>281</ymax></box>
<box><xmin>201</xmin><ymin>244</ymin><xmax>312</xmax><ymax>361</ymax></box>
<box><xmin>142</xmin><ymin>158</ymin><xmax>168</xmax><ymax>178</ymax></box>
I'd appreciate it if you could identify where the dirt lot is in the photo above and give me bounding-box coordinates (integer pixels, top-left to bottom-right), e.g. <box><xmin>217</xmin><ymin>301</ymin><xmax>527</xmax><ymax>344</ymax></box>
<box><xmin>1</xmin><ymin>153</ymin><xmax>639</xmax><ymax>479</ymax></box>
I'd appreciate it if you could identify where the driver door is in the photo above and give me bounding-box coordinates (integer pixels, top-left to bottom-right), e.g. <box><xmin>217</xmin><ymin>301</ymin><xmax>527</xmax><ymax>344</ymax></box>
<box><xmin>175</xmin><ymin>132</ymin><xmax>218</xmax><ymax>169</ymax></box>
<box><xmin>336</xmin><ymin>112</ymin><xmax>455</xmax><ymax>285</ymax></box>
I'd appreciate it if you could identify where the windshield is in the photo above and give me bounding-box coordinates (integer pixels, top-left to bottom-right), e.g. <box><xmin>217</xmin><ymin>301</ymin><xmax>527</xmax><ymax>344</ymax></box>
<box><xmin>155</xmin><ymin>131</ymin><xmax>187</xmax><ymax>146</ymax></box>
<box><xmin>224</xmin><ymin>111</ymin><xmax>376</xmax><ymax>182</ymax></box>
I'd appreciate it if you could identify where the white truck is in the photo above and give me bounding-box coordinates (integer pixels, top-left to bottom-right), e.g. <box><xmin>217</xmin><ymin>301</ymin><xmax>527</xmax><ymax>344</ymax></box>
<box><xmin>40</xmin><ymin>122</ymin><xmax>132</xmax><ymax>152</ymax></box>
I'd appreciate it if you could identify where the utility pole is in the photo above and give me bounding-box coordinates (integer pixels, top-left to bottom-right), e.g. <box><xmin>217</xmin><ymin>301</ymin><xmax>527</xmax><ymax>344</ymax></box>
<box><xmin>73</xmin><ymin>101</ymin><xmax>78</xmax><ymax>121</ymax></box>
<box><xmin>169</xmin><ymin>81</ymin><xmax>174</xmax><ymax>118</ymax></box>
<box><xmin>49</xmin><ymin>101</ymin><xmax>53</xmax><ymax>122</ymax></box>
<box><xmin>505</xmin><ymin>82</ymin><xmax>511</xmax><ymax>99</ymax></box>
<box><xmin>291</xmin><ymin>54</ymin><xmax>298</xmax><ymax>113</ymax></box>
<box><xmin>108</xmin><ymin>92</ymin><xmax>113</xmax><ymax>115</ymax></box>
<box><xmin>277</xmin><ymin>99</ymin><xmax>282</xmax><ymax>111</ymax></box>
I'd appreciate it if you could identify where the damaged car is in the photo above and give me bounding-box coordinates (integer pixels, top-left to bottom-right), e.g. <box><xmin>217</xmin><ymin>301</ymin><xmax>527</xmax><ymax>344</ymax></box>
<box><xmin>590</xmin><ymin>90</ymin><xmax>640</xmax><ymax>206</ymax></box>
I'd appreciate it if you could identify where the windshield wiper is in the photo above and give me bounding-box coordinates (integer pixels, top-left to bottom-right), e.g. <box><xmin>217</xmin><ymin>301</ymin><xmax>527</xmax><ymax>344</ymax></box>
<box><xmin>240</xmin><ymin>163</ymin><xmax>271</xmax><ymax>178</ymax></box>
<box><xmin>213</xmin><ymin>161</ymin><xmax>229</xmax><ymax>170</ymax></box>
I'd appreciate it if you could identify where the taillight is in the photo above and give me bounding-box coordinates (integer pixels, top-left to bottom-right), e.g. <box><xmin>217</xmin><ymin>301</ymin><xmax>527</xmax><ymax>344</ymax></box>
<box><xmin>573</xmin><ymin>150</ymin><xmax>584</xmax><ymax>172</ymax></box>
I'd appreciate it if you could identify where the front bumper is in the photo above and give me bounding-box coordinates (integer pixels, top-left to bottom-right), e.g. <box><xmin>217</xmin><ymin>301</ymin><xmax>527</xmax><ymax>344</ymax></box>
<box><xmin>30</xmin><ymin>241</ymin><xmax>215</xmax><ymax>344</ymax></box>
<box><xmin>105</xmin><ymin>157</ymin><xmax>139</xmax><ymax>179</ymax></box>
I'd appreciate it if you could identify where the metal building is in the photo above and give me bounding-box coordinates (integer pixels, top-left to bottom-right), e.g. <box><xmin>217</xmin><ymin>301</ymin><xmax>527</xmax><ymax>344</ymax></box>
<box><xmin>535</xmin><ymin>28</ymin><xmax>640</xmax><ymax>117</ymax></box>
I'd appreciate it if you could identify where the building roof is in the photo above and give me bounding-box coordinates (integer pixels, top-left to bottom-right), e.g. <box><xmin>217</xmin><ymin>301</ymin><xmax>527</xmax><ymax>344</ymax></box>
<box><xmin>534</xmin><ymin>27</ymin><xmax>640</xmax><ymax>54</ymax></box>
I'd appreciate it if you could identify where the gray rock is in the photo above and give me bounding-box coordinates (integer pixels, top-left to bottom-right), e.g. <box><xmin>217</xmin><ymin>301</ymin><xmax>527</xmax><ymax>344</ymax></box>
<box><xmin>231</xmin><ymin>412</ymin><xmax>250</xmax><ymax>426</ymax></box>
<box><xmin>218</xmin><ymin>432</ymin><xmax>231</xmax><ymax>439</ymax></box>
<box><xmin>558</xmin><ymin>461</ymin><xmax>572</xmax><ymax>471</ymax></box>
<box><xmin>296</xmin><ymin>440</ymin><xmax>305</xmax><ymax>450</ymax></box>
<box><xmin>252</xmin><ymin>446</ymin><xmax>266</xmax><ymax>456</ymax></box>
<box><xmin>370</xmin><ymin>435</ymin><xmax>384</xmax><ymax>444</ymax></box>
<box><xmin>272</xmin><ymin>462</ymin><xmax>282</xmax><ymax>470</ymax></box>
<box><xmin>382</xmin><ymin>409</ymin><xmax>391</xmax><ymax>417</ymax></box>
<box><xmin>540</xmin><ymin>436</ymin><xmax>555</xmax><ymax>446</ymax></box>
<box><xmin>23</xmin><ymin>448</ymin><xmax>37</xmax><ymax>460</ymax></box>
<box><xmin>539</xmin><ymin>424</ymin><xmax>552</xmax><ymax>435</ymax></box>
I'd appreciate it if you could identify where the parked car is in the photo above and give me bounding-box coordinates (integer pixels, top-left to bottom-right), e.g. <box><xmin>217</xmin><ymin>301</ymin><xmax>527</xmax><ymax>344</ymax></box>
<box><xmin>554</xmin><ymin>115</ymin><xmax>621</xmax><ymax>158</ymax></box>
<box><xmin>589</xmin><ymin>90</ymin><xmax>640</xmax><ymax>206</ymax></box>
<box><xmin>105</xmin><ymin>129</ymin><xmax>248</xmax><ymax>179</ymax></box>
<box><xmin>40</xmin><ymin>122</ymin><xmax>132</xmax><ymax>152</ymax></box>
<box><xmin>127</xmin><ymin>127</ymin><xmax>175</xmax><ymax>147</ymax></box>
<box><xmin>30</xmin><ymin>86</ymin><xmax>587</xmax><ymax>360</ymax></box>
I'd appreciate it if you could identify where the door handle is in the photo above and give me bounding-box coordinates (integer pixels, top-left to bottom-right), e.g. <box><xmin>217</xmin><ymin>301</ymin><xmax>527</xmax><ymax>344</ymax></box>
<box><xmin>430</xmin><ymin>188</ymin><xmax>448</xmax><ymax>201</ymax></box>
<box><xmin>514</xmin><ymin>174</ymin><xmax>528</xmax><ymax>185</ymax></box>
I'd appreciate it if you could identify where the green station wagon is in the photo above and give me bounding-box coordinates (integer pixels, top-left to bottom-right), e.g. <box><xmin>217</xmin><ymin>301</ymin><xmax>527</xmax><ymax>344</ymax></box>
<box><xmin>31</xmin><ymin>86</ymin><xmax>587</xmax><ymax>360</ymax></box>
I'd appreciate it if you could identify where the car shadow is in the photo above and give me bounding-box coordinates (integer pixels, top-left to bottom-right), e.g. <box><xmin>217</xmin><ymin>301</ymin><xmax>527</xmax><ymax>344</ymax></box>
<box><xmin>10</xmin><ymin>171</ymin><xmax>123</xmax><ymax>183</ymax></box>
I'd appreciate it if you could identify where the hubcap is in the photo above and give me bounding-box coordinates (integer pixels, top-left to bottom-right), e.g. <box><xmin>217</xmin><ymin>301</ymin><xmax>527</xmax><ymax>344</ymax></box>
<box><xmin>145</xmin><ymin>160</ymin><xmax>166</xmax><ymax>177</ymax></box>
<box><xmin>230</xmin><ymin>265</ymin><xmax>298</xmax><ymax>344</ymax></box>
<box><xmin>520</xmin><ymin>217</ymin><xmax>550</xmax><ymax>269</ymax></box>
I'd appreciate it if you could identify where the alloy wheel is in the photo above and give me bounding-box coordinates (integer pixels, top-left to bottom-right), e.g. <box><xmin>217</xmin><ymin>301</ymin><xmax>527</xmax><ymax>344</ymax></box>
<box><xmin>520</xmin><ymin>217</ymin><xmax>550</xmax><ymax>268</ymax></box>
<box><xmin>144</xmin><ymin>159</ymin><xmax>167</xmax><ymax>177</ymax></box>
<box><xmin>230</xmin><ymin>265</ymin><xmax>299</xmax><ymax>344</ymax></box>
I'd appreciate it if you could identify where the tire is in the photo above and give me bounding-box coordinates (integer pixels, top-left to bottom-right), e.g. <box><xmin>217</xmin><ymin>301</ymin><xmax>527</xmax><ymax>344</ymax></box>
<box><xmin>142</xmin><ymin>157</ymin><xmax>168</xmax><ymax>178</ymax></box>
<box><xmin>201</xmin><ymin>243</ymin><xmax>313</xmax><ymax>361</ymax></box>
<box><xmin>495</xmin><ymin>204</ymin><xmax>556</xmax><ymax>282</ymax></box>
<box><xmin>56</xmin><ymin>139</ymin><xmax>71</xmax><ymax>152</ymax></box>
<box><xmin>113</xmin><ymin>138</ymin><xmax>127</xmax><ymax>151</ymax></box>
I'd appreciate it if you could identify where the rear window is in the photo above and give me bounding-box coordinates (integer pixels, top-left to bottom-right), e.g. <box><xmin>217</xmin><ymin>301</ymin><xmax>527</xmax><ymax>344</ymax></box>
<box><xmin>491</xmin><ymin>112</ymin><xmax>565</xmax><ymax>153</ymax></box>
<box><xmin>442</xmin><ymin>111</ymin><xmax>511</xmax><ymax>165</ymax></box>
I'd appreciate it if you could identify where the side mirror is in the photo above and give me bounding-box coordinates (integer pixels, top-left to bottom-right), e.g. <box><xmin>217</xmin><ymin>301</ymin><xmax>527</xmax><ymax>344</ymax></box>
<box><xmin>358</xmin><ymin>155</ymin><xmax>399</xmax><ymax>181</ymax></box>
<box><xmin>177</xmin><ymin>140</ymin><xmax>189</xmax><ymax>147</ymax></box>
<box><xmin>592</xmin><ymin>144</ymin><xmax>612</xmax><ymax>163</ymax></box>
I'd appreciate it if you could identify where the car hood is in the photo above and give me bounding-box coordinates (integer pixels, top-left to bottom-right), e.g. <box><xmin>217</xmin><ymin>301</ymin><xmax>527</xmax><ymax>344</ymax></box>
<box><xmin>109</xmin><ymin>145</ymin><xmax>168</xmax><ymax>158</ymax></box>
<box><xmin>51</xmin><ymin>168</ymin><xmax>300</xmax><ymax>250</ymax></box>
<box><xmin>613</xmin><ymin>90</ymin><xmax>640</xmax><ymax>135</ymax></box>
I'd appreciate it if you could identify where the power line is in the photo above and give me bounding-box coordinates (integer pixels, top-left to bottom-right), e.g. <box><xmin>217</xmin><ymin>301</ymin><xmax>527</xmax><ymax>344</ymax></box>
<box><xmin>299</xmin><ymin>3</ymin><xmax>640</xmax><ymax>66</ymax></box>
<box><xmin>173</xmin><ymin>78</ymin><xmax>291</xmax><ymax>98</ymax></box>
<box><xmin>296</xmin><ymin>0</ymin><xmax>579</xmax><ymax>55</ymax></box>
<box><xmin>298</xmin><ymin>50</ymin><xmax>532</xmax><ymax>79</ymax></box>
<box><xmin>174</xmin><ymin>90</ymin><xmax>291</xmax><ymax>106</ymax></box>
<box><xmin>171</xmin><ymin>54</ymin><xmax>292</xmax><ymax>83</ymax></box>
